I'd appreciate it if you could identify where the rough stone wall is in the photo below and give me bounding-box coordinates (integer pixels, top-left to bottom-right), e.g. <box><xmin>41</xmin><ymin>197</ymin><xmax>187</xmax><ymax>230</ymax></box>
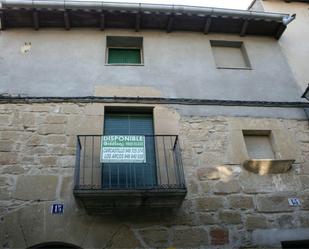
<box><xmin>0</xmin><ymin>103</ymin><xmax>308</xmax><ymax>248</ymax></box>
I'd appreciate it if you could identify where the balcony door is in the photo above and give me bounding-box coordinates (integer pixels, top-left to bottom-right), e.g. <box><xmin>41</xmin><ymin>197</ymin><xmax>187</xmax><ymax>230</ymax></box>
<box><xmin>102</xmin><ymin>112</ymin><xmax>157</xmax><ymax>188</ymax></box>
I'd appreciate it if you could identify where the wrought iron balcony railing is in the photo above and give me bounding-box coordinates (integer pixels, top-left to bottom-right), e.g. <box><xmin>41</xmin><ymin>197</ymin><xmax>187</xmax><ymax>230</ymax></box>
<box><xmin>74</xmin><ymin>135</ymin><xmax>186</xmax><ymax>191</ymax></box>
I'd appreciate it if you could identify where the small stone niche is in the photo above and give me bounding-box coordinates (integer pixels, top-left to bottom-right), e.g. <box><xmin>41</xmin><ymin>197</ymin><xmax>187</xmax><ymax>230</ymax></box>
<box><xmin>243</xmin><ymin>130</ymin><xmax>274</xmax><ymax>159</ymax></box>
<box><xmin>242</xmin><ymin>130</ymin><xmax>294</xmax><ymax>175</ymax></box>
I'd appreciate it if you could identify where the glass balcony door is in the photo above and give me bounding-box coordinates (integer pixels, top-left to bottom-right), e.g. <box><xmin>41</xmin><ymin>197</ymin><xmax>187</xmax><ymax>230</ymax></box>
<box><xmin>102</xmin><ymin>113</ymin><xmax>157</xmax><ymax>188</ymax></box>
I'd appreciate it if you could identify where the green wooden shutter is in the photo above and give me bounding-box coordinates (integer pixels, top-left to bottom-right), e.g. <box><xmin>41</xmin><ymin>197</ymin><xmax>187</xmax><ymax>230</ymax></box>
<box><xmin>108</xmin><ymin>48</ymin><xmax>141</xmax><ymax>64</ymax></box>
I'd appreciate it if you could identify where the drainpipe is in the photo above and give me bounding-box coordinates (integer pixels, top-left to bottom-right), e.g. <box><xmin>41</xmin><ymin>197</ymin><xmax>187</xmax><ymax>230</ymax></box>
<box><xmin>301</xmin><ymin>84</ymin><xmax>309</xmax><ymax>126</ymax></box>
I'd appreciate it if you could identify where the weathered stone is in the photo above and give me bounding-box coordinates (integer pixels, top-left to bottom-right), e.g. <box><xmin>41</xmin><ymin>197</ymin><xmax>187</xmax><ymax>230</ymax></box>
<box><xmin>201</xmin><ymin>181</ymin><xmax>211</xmax><ymax>193</ymax></box>
<box><xmin>108</xmin><ymin>225</ymin><xmax>141</xmax><ymax>248</ymax></box>
<box><xmin>38</xmin><ymin>124</ymin><xmax>65</xmax><ymax>135</ymax></box>
<box><xmin>214</xmin><ymin>180</ymin><xmax>241</xmax><ymax>194</ymax></box>
<box><xmin>0</xmin><ymin>211</ymin><xmax>27</xmax><ymax>249</ymax></box>
<box><xmin>2</xmin><ymin>165</ymin><xmax>27</xmax><ymax>174</ymax></box>
<box><xmin>172</xmin><ymin>227</ymin><xmax>208</xmax><ymax>247</ymax></box>
<box><xmin>58</xmin><ymin>156</ymin><xmax>75</xmax><ymax>168</ymax></box>
<box><xmin>188</xmin><ymin>180</ymin><xmax>198</xmax><ymax>194</ymax></box>
<box><xmin>277</xmin><ymin>214</ymin><xmax>295</xmax><ymax>229</ymax></box>
<box><xmin>300</xmin><ymin>193</ymin><xmax>309</xmax><ymax>210</ymax></box>
<box><xmin>0</xmin><ymin>140</ymin><xmax>14</xmax><ymax>152</ymax></box>
<box><xmin>219</xmin><ymin>211</ymin><xmax>241</xmax><ymax>224</ymax></box>
<box><xmin>61</xmin><ymin>104</ymin><xmax>81</xmax><ymax>114</ymax></box>
<box><xmin>256</xmin><ymin>195</ymin><xmax>294</xmax><ymax>213</ymax></box>
<box><xmin>0</xmin><ymin>176</ymin><xmax>10</xmax><ymax>186</ymax></box>
<box><xmin>196</xmin><ymin>197</ymin><xmax>224</xmax><ymax>211</ymax></box>
<box><xmin>0</xmin><ymin>115</ymin><xmax>10</xmax><ymax>125</ymax></box>
<box><xmin>60</xmin><ymin>176</ymin><xmax>74</xmax><ymax>199</ymax></box>
<box><xmin>39</xmin><ymin>156</ymin><xmax>57</xmax><ymax>167</ymax></box>
<box><xmin>299</xmin><ymin>175</ymin><xmax>309</xmax><ymax>189</ymax></box>
<box><xmin>28</xmin><ymin>105</ymin><xmax>52</xmax><ymax>112</ymax></box>
<box><xmin>197</xmin><ymin>167</ymin><xmax>220</xmax><ymax>180</ymax></box>
<box><xmin>0</xmin><ymin>131</ymin><xmax>21</xmax><ymax>140</ymax></box>
<box><xmin>84</xmin><ymin>104</ymin><xmax>105</xmax><ymax>116</ymax></box>
<box><xmin>26</xmin><ymin>134</ymin><xmax>43</xmax><ymax>146</ymax></box>
<box><xmin>239</xmin><ymin>171</ymin><xmax>300</xmax><ymax>194</ymax></box>
<box><xmin>300</xmin><ymin>214</ymin><xmax>309</xmax><ymax>227</ymax></box>
<box><xmin>139</xmin><ymin>227</ymin><xmax>169</xmax><ymax>248</ymax></box>
<box><xmin>13</xmin><ymin>175</ymin><xmax>58</xmax><ymax>200</ymax></box>
<box><xmin>210</xmin><ymin>228</ymin><xmax>229</xmax><ymax>245</ymax></box>
<box><xmin>245</xmin><ymin>215</ymin><xmax>268</xmax><ymax>230</ymax></box>
<box><xmin>198</xmin><ymin>213</ymin><xmax>216</xmax><ymax>225</ymax></box>
<box><xmin>0</xmin><ymin>152</ymin><xmax>17</xmax><ymax>165</ymax></box>
<box><xmin>228</xmin><ymin>195</ymin><xmax>254</xmax><ymax>209</ymax></box>
<box><xmin>46</xmin><ymin>115</ymin><xmax>67</xmax><ymax>124</ymax></box>
<box><xmin>46</xmin><ymin>135</ymin><xmax>66</xmax><ymax>144</ymax></box>
<box><xmin>22</xmin><ymin>113</ymin><xmax>35</xmax><ymax>126</ymax></box>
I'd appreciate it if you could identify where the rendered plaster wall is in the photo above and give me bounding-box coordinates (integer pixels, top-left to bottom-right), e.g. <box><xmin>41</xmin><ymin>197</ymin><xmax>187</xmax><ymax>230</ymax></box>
<box><xmin>262</xmin><ymin>0</ymin><xmax>309</xmax><ymax>92</ymax></box>
<box><xmin>0</xmin><ymin>103</ymin><xmax>309</xmax><ymax>248</ymax></box>
<box><xmin>0</xmin><ymin>29</ymin><xmax>302</xmax><ymax>102</ymax></box>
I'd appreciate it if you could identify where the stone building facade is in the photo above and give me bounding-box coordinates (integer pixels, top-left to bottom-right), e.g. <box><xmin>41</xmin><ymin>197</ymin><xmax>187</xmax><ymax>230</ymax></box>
<box><xmin>0</xmin><ymin>1</ymin><xmax>309</xmax><ymax>248</ymax></box>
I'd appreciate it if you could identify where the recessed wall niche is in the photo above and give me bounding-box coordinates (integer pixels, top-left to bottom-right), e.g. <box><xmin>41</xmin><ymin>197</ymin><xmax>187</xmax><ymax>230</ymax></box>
<box><xmin>242</xmin><ymin>130</ymin><xmax>294</xmax><ymax>175</ymax></box>
<box><xmin>243</xmin><ymin>130</ymin><xmax>274</xmax><ymax>159</ymax></box>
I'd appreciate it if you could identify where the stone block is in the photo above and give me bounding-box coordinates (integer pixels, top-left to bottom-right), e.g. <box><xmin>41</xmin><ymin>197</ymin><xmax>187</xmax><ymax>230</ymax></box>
<box><xmin>139</xmin><ymin>227</ymin><xmax>169</xmax><ymax>248</ymax></box>
<box><xmin>66</xmin><ymin>115</ymin><xmax>103</xmax><ymax>135</ymax></box>
<box><xmin>46</xmin><ymin>115</ymin><xmax>67</xmax><ymax>124</ymax></box>
<box><xmin>300</xmin><ymin>193</ymin><xmax>309</xmax><ymax>210</ymax></box>
<box><xmin>210</xmin><ymin>228</ymin><xmax>229</xmax><ymax>245</ymax></box>
<box><xmin>256</xmin><ymin>195</ymin><xmax>294</xmax><ymax>213</ymax></box>
<box><xmin>299</xmin><ymin>175</ymin><xmax>309</xmax><ymax>189</ymax></box>
<box><xmin>219</xmin><ymin>211</ymin><xmax>241</xmax><ymax>224</ymax></box>
<box><xmin>39</xmin><ymin>156</ymin><xmax>57</xmax><ymax>167</ymax></box>
<box><xmin>0</xmin><ymin>152</ymin><xmax>17</xmax><ymax>165</ymax></box>
<box><xmin>108</xmin><ymin>225</ymin><xmax>141</xmax><ymax>249</ymax></box>
<box><xmin>26</xmin><ymin>134</ymin><xmax>43</xmax><ymax>146</ymax></box>
<box><xmin>214</xmin><ymin>180</ymin><xmax>241</xmax><ymax>194</ymax></box>
<box><xmin>0</xmin><ymin>140</ymin><xmax>14</xmax><ymax>152</ymax></box>
<box><xmin>245</xmin><ymin>215</ymin><xmax>268</xmax><ymax>230</ymax></box>
<box><xmin>84</xmin><ymin>103</ymin><xmax>105</xmax><ymax>116</ymax></box>
<box><xmin>201</xmin><ymin>181</ymin><xmax>211</xmax><ymax>193</ymax></box>
<box><xmin>22</xmin><ymin>113</ymin><xmax>35</xmax><ymax>126</ymax></box>
<box><xmin>38</xmin><ymin>124</ymin><xmax>65</xmax><ymax>135</ymax></box>
<box><xmin>46</xmin><ymin>135</ymin><xmax>66</xmax><ymax>145</ymax></box>
<box><xmin>60</xmin><ymin>176</ymin><xmax>74</xmax><ymax>199</ymax></box>
<box><xmin>239</xmin><ymin>171</ymin><xmax>300</xmax><ymax>194</ymax></box>
<box><xmin>0</xmin><ymin>131</ymin><xmax>21</xmax><ymax>140</ymax></box>
<box><xmin>13</xmin><ymin>175</ymin><xmax>58</xmax><ymax>200</ymax></box>
<box><xmin>0</xmin><ymin>115</ymin><xmax>10</xmax><ymax>125</ymax></box>
<box><xmin>28</xmin><ymin>105</ymin><xmax>52</xmax><ymax>112</ymax></box>
<box><xmin>227</xmin><ymin>195</ymin><xmax>254</xmax><ymax>209</ymax></box>
<box><xmin>58</xmin><ymin>156</ymin><xmax>75</xmax><ymax>168</ymax></box>
<box><xmin>2</xmin><ymin>165</ymin><xmax>27</xmax><ymax>174</ymax></box>
<box><xmin>61</xmin><ymin>104</ymin><xmax>81</xmax><ymax>114</ymax></box>
<box><xmin>188</xmin><ymin>180</ymin><xmax>198</xmax><ymax>194</ymax></box>
<box><xmin>172</xmin><ymin>227</ymin><xmax>208</xmax><ymax>248</ymax></box>
<box><xmin>277</xmin><ymin>214</ymin><xmax>295</xmax><ymax>229</ymax></box>
<box><xmin>0</xmin><ymin>212</ymin><xmax>27</xmax><ymax>249</ymax></box>
<box><xmin>198</xmin><ymin>213</ymin><xmax>216</xmax><ymax>225</ymax></box>
<box><xmin>196</xmin><ymin>196</ymin><xmax>224</xmax><ymax>211</ymax></box>
<box><xmin>197</xmin><ymin>167</ymin><xmax>220</xmax><ymax>181</ymax></box>
<box><xmin>300</xmin><ymin>214</ymin><xmax>309</xmax><ymax>227</ymax></box>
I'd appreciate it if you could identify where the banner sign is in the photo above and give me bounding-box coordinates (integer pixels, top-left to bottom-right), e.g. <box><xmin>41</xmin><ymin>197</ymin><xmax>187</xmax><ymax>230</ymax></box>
<box><xmin>100</xmin><ymin>135</ymin><xmax>146</xmax><ymax>163</ymax></box>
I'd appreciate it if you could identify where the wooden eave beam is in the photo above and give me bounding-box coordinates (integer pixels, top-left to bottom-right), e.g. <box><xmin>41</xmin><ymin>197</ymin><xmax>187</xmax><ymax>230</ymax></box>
<box><xmin>203</xmin><ymin>16</ymin><xmax>212</xmax><ymax>34</ymax></box>
<box><xmin>63</xmin><ymin>11</ymin><xmax>70</xmax><ymax>30</ymax></box>
<box><xmin>100</xmin><ymin>12</ymin><xmax>105</xmax><ymax>30</ymax></box>
<box><xmin>240</xmin><ymin>19</ymin><xmax>249</xmax><ymax>36</ymax></box>
<box><xmin>135</xmin><ymin>12</ymin><xmax>141</xmax><ymax>32</ymax></box>
<box><xmin>32</xmin><ymin>10</ymin><xmax>39</xmax><ymax>30</ymax></box>
<box><xmin>166</xmin><ymin>15</ymin><xmax>174</xmax><ymax>33</ymax></box>
<box><xmin>0</xmin><ymin>11</ymin><xmax>5</xmax><ymax>30</ymax></box>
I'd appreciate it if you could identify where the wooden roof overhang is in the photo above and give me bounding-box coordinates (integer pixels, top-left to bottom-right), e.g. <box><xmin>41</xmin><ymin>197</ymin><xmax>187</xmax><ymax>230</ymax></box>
<box><xmin>0</xmin><ymin>1</ymin><xmax>294</xmax><ymax>39</ymax></box>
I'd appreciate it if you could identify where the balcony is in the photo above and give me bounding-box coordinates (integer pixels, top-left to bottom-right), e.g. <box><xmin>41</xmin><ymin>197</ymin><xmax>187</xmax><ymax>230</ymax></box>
<box><xmin>73</xmin><ymin>135</ymin><xmax>187</xmax><ymax>214</ymax></box>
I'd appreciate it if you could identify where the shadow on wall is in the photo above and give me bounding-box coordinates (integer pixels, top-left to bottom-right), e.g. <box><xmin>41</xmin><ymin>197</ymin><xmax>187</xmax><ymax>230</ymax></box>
<box><xmin>28</xmin><ymin>242</ymin><xmax>82</xmax><ymax>249</ymax></box>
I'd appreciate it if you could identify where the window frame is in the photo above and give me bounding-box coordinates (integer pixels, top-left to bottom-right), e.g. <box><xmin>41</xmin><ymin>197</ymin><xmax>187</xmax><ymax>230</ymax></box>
<box><xmin>105</xmin><ymin>37</ymin><xmax>144</xmax><ymax>66</ymax></box>
<box><xmin>210</xmin><ymin>40</ymin><xmax>252</xmax><ymax>70</ymax></box>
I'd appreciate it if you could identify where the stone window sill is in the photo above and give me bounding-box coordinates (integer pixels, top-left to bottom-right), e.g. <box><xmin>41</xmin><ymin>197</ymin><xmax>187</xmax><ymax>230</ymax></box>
<box><xmin>243</xmin><ymin>159</ymin><xmax>294</xmax><ymax>175</ymax></box>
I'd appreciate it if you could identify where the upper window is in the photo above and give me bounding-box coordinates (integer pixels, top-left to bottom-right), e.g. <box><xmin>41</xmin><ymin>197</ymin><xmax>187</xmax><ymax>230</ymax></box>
<box><xmin>106</xmin><ymin>36</ymin><xmax>143</xmax><ymax>65</ymax></box>
<box><xmin>210</xmin><ymin>40</ymin><xmax>251</xmax><ymax>70</ymax></box>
